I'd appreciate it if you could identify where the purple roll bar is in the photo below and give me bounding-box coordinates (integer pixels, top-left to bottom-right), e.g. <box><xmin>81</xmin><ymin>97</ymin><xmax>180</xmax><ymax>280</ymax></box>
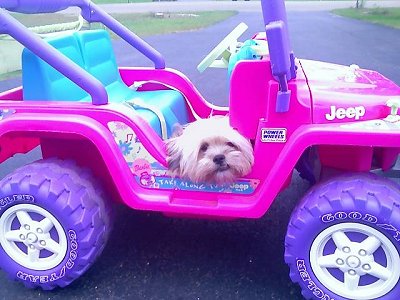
<box><xmin>0</xmin><ymin>0</ymin><xmax>166</xmax><ymax>105</ymax></box>
<box><xmin>260</xmin><ymin>0</ymin><xmax>295</xmax><ymax>113</ymax></box>
<box><xmin>80</xmin><ymin>1</ymin><xmax>165</xmax><ymax>70</ymax></box>
<box><xmin>1</xmin><ymin>0</ymin><xmax>72</xmax><ymax>13</ymax></box>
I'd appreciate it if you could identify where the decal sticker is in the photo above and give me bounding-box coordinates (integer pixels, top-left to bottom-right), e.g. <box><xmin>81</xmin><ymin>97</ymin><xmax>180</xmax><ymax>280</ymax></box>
<box><xmin>107</xmin><ymin>121</ymin><xmax>158</xmax><ymax>166</ymax></box>
<box><xmin>261</xmin><ymin>128</ymin><xmax>287</xmax><ymax>143</ymax></box>
<box><xmin>136</xmin><ymin>176</ymin><xmax>260</xmax><ymax>194</ymax></box>
<box><xmin>325</xmin><ymin>105</ymin><xmax>365</xmax><ymax>121</ymax></box>
<box><xmin>108</xmin><ymin>121</ymin><xmax>260</xmax><ymax>194</ymax></box>
<box><xmin>0</xmin><ymin>108</ymin><xmax>15</xmax><ymax>121</ymax></box>
<box><xmin>341</xmin><ymin>118</ymin><xmax>400</xmax><ymax>131</ymax></box>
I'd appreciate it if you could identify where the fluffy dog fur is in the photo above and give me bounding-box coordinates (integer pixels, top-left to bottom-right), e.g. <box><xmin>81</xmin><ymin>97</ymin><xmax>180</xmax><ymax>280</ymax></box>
<box><xmin>166</xmin><ymin>117</ymin><xmax>254</xmax><ymax>184</ymax></box>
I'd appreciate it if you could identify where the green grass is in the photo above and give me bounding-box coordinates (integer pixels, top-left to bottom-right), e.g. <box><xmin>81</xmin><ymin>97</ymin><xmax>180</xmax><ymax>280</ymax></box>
<box><xmin>0</xmin><ymin>70</ymin><xmax>21</xmax><ymax>81</ymax></box>
<box><xmin>9</xmin><ymin>11</ymin><xmax>237</xmax><ymax>37</ymax></box>
<box><xmin>108</xmin><ymin>11</ymin><xmax>237</xmax><ymax>36</ymax></box>
<box><xmin>333</xmin><ymin>7</ymin><xmax>400</xmax><ymax>29</ymax></box>
<box><xmin>8</xmin><ymin>13</ymin><xmax>76</xmax><ymax>27</ymax></box>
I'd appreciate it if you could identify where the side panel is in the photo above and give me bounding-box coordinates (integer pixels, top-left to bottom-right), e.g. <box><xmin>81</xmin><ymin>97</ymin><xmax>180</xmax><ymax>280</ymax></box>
<box><xmin>248</xmin><ymin>120</ymin><xmax>400</xmax><ymax>218</ymax></box>
<box><xmin>0</xmin><ymin>112</ymin><xmax>149</xmax><ymax>209</ymax></box>
<box><xmin>1</xmin><ymin>110</ymin><xmax>400</xmax><ymax>218</ymax></box>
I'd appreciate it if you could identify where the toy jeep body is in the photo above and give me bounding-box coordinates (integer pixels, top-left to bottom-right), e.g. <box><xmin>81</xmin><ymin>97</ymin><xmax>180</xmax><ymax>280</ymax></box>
<box><xmin>0</xmin><ymin>0</ymin><xmax>400</xmax><ymax>299</ymax></box>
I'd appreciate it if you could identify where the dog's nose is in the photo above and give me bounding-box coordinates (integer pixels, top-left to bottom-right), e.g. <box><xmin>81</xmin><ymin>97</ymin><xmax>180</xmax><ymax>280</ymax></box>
<box><xmin>213</xmin><ymin>154</ymin><xmax>226</xmax><ymax>165</ymax></box>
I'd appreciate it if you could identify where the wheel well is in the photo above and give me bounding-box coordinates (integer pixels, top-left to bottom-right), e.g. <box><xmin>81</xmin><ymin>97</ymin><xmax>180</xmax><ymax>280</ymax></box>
<box><xmin>295</xmin><ymin>145</ymin><xmax>400</xmax><ymax>185</ymax></box>
<box><xmin>317</xmin><ymin>145</ymin><xmax>399</xmax><ymax>171</ymax></box>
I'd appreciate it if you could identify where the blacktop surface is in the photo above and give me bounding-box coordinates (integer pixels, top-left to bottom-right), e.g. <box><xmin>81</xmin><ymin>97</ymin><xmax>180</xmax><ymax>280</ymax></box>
<box><xmin>0</xmin><ymin>1</ymin><xmax>400</xmax><ymax>299</ymax></box>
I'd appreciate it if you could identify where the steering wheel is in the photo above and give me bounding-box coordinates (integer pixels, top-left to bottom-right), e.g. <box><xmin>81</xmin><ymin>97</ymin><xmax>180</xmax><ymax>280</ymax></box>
<box><xmin>197</xmin><ymin>22</ymin><xmax>248</xmax><ymax>73</ymax></box>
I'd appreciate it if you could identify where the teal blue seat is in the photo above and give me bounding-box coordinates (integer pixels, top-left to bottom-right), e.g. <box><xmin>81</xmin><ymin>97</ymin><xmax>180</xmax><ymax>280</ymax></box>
<box><xmin>22</xmin><ymin>29</ymin><xmax>189</xmax><ymax>139</ymax></box>
<box><xmin>22</xmin><ymin>34</ymin><xmax>88</xmax><ymax>101</ymax></box>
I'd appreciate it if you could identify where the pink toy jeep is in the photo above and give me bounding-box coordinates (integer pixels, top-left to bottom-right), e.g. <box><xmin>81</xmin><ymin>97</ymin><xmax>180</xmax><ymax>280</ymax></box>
<box><xmin>0</xmin><ymin>0</ymin><xmax>400</xmax><ymax>299</ymax></box>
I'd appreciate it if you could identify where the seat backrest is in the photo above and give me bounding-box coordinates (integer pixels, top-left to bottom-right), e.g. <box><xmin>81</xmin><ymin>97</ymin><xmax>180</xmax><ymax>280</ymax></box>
<box><xmin>74</xmin><ymin>30</ymin><xmax>122</xmax><ymax>87</ymax></box>
<box><xmin>22</xmin><ymin>34</ymin><xmax>89</xmax><ymax>101</ymax></box>
<box><xmin>22</xmin><ymin>29</ymin><xmax>124</xmax><ymax>102</ymax></box>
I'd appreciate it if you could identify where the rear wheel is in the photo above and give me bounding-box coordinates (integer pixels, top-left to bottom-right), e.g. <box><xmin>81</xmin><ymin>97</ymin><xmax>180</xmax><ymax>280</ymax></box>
<box><xmin>0</xmin><ymin>159</ymin><xmax>113</xmax><ymax>290</ymax></box>
<box><xmin>285</xmin><ymin>173</ymin><xmax>400</xmax><ymax>300</ymax></box>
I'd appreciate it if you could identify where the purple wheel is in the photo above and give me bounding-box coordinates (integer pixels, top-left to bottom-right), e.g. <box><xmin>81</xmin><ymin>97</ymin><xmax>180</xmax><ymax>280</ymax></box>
<box><xmin>285</xmin><ymin>173</ymin><xmax>400</xmax><ymax>300</ymax></box>
<box><xmin>0</xmin><ymin>159</ymin><xmax>113</xmax><ymax>290</ymax></box>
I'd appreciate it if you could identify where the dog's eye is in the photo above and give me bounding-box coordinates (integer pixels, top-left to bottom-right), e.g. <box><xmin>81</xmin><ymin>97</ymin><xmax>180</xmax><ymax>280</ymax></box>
<box><xmin>226</xmin><ymin>142</ymin><xmax>237</xmax><ymax>149</ymax></box>
<box><xmin>200</xmin><ymin>143</ymin><xmax>209</xmax><ymax>152</ymax></box>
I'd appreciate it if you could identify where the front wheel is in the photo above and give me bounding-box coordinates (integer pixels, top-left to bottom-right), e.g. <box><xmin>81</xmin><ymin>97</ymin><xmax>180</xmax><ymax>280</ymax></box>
<box><xmin>0</xmin><ymin>159</ymin><xmax>113</xmax><ymax>290</ymax></box>
<box><xmin>285</xmin><ymin>173</ymin><xmax>400</xmax><ymax>300</ymax></box>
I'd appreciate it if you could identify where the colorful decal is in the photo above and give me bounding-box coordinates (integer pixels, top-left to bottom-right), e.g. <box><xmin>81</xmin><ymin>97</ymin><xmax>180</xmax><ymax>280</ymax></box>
<box><xmin>0</xmin><ymin>109</ymin><xmax>15</xmax><ymax>121</ymax></box>
<box><xmin>261</xmin><ymin>128</ymin><xmax>287</xmax><ymax>143</ymax></box>
<box><xmin>136</xmin><ymin>175</ymin><xmax>260</xmax><ymax>194</ymax></box>
<box><xmin>108</xmin><ymin>121</ymin><xmax>259</xmax><ymax>194</ymax></box>
<box><xmin>107</xmin><ymin>121</ymin><xmax>159</xmax><ymax>167</ymax></box>
<box><xmin>341</xmin><ymin>117</ymin><xmax>400</xmax><ymax>131</ymax></box>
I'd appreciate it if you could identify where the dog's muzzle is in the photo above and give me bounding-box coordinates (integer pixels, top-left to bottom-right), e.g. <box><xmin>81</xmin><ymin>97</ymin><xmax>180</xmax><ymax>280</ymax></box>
<box><xmin>213</xmin><ymin>155</ymin><xmax>230</xmax><ymax>172</ymax></box>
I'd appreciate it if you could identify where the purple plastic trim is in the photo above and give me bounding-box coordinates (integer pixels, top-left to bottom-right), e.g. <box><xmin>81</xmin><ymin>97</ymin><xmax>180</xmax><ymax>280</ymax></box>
<box><xmin>81</xmin><ymin>2</ymin><xmax>165</xmax><ymax>69</ymax></box>
<box><xmin>261</xmin><ymin>0</ymin><xmax>290</xmax><ymax>33</ymax></box>
<box><xmin>289</xmin><ymin>52</ymin><xmax>296</xmax><ymax>79</ymax></box>
<box><xmin>276</xmin><ymin>90</ymin><xmax>291</xmax><ymax>113</ymax></box>
<box><xmin>265</xmin><ymin>22</ymin><xmax>290</xmax><ymax>76</ymax></box>
<box><xmin>265</xmin><ymin>21</ymin><xmax>291</xmax><ymax>113</ymax></box>
<box><xmin>0</xmin><ymin>9</ymin><xmax>108</xmax><ymax>105</ymax></box>
<box><xmin>1</xmin><ymin>0</ymin><xmax>82</xmax><ymax>13</ymax></box>
<box><xmin>261</xmin><ymin>0</ymin><xmax>295</xmax><ymax>80</ymax></box>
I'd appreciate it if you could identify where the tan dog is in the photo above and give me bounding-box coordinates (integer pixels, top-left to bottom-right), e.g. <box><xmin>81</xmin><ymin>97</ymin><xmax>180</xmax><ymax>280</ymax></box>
<box><xmin>166</xmin><ymin>116</ymin><xmax>254</xmax><ymax>184</ymax></box>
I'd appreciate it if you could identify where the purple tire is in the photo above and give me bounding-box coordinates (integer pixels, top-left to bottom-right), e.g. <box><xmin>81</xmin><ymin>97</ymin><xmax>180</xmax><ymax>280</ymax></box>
<box><xmin>0</xmin><ymin>159</ymin><xmax>113</xmax><ymax>290</ymax></box>
<box><xmin>285</xmin><ymin>173</ymin><xmax>400</xmax><ymax>300</ymax></box>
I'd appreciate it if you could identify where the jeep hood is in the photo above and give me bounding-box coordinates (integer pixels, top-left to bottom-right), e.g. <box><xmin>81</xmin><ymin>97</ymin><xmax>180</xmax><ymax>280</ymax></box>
<box><xmin>299</xmin><ymin>59</ymin><xmax>400</xmax><ymax>124</ymax></box>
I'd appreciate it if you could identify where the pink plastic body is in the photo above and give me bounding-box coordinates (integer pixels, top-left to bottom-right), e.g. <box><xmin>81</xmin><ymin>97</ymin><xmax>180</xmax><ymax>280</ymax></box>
<box><xmin>1</xmin><ymin>43</ymin><xmax>400</xmax><ymax>219</ymax></box>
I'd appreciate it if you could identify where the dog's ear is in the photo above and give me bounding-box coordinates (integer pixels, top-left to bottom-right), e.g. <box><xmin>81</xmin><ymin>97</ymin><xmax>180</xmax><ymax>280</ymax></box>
<box><xmin>166</xmin><ymin>138</ymin><xmax>182</xmax><ymax>174</ymax></box>
<box><xmin>171</xmin><ymin>123</ymin><xmax>184</xmax><ymax>138</ymax></box>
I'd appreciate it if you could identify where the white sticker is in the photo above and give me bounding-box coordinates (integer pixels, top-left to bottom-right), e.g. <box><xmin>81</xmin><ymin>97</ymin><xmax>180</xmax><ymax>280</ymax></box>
<box><xmin>325</xmin><ymin>105</ymin><xmax>365</xmax><ymax>121</ymax></box>
<box><xmin>261</xmin><ymin>128</ymin><xmax>287</xmax><ymax>143</ymax></box>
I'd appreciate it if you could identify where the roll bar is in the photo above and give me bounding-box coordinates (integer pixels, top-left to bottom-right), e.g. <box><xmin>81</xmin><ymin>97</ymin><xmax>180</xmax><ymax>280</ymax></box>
<box><xmin>0</xmin><ymin>0</ymin><xmax>166</xmax><ymax>105</ymax></box>
<box><xmin>260</xmin><ymin>0</ymin><xmax>296</xmax><ymax>112</ymax></box>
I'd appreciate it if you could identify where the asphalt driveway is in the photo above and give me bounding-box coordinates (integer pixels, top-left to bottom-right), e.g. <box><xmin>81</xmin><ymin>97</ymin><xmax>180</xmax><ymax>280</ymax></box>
<box><xmin>109</xmin><ymin>9</ymin><xmax>400</xmax><ymax>105</ymax></box>
<box><xmin>0</xmin><ymin>5</ymin><xmax>400</xmax><ymax>300</ymax></box>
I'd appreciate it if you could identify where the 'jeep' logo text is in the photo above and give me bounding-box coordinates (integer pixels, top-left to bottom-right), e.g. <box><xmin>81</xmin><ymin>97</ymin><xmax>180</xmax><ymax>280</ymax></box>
<box><xmin>325</xmin><ymin>105</ymin><xmax>365</xmax><ymax>121</ymax></box>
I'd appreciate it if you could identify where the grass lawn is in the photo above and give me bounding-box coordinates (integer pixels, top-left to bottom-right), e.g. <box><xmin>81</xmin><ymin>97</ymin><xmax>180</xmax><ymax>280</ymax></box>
<box><xmin>332</xmin><ymin>7</ymin><xmax>400</xmax><ymax>29</ymax></box>
<box><xmin>9</xmin><ymin>11</ymin><xmax>237</xmax><ymax>37</ymax></box>
<box><xmin>108</xmin><ymin>11</ymin><xmax>237</xmax><ymax>36</ymax></box>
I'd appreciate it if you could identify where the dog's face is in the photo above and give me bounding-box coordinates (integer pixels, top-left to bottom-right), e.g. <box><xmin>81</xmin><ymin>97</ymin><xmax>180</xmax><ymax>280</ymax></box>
<box><xmin>166</xmin><ymin>117</ymin><xmax>254</xmax><ymax>184</ymax></box>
